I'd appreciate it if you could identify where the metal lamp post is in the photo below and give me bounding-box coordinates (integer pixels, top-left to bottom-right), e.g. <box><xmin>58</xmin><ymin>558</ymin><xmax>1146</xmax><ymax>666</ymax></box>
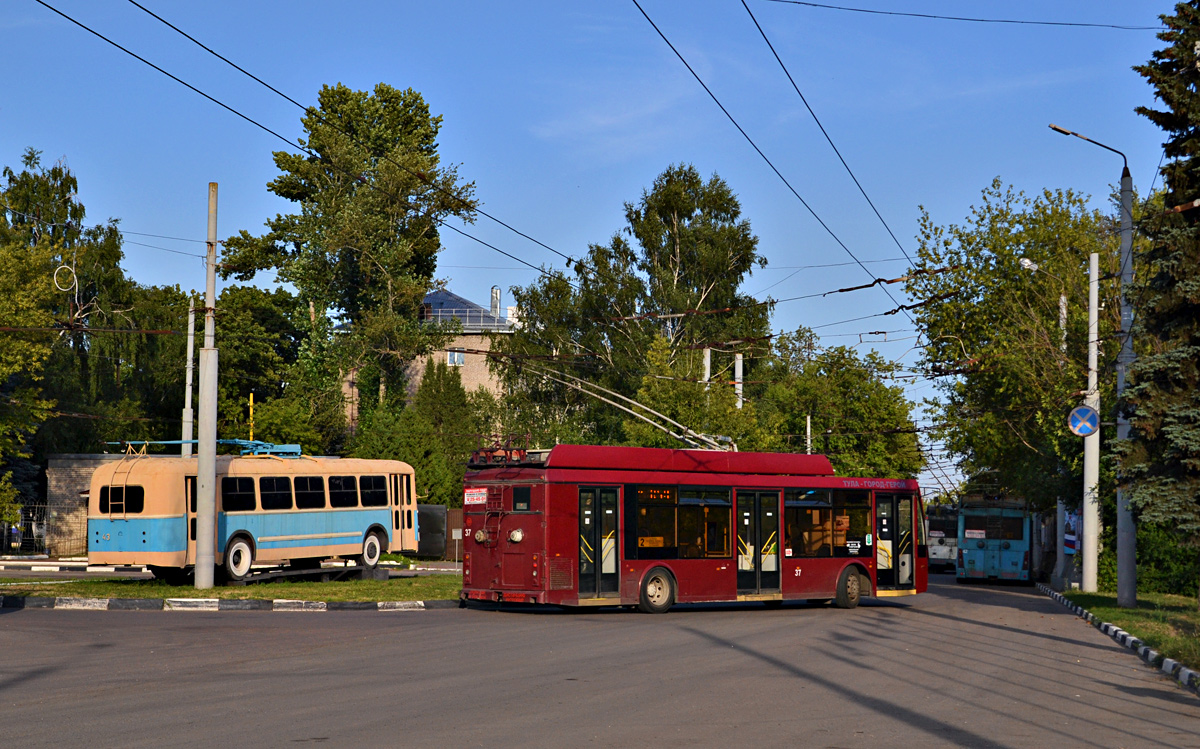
<box><xmin>1049</xmin><ymin>124</ymin><xmax>1136</xmax><ymax>605</ymax></box>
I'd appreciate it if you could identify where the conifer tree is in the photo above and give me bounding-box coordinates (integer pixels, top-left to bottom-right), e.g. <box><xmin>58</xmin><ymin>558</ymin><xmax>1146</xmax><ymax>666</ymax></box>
<box><xmin>1128</xmin><ymin>1</ymin><xmax>1200</xmax><ymax>606</ymax></box>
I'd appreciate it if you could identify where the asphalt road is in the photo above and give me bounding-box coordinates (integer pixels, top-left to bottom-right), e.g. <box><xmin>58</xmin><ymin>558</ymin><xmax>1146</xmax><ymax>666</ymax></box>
<box><xmin>1</xmin><ymin>575</ymin><xmax>1196</xmax><ymax>748</ymax></box>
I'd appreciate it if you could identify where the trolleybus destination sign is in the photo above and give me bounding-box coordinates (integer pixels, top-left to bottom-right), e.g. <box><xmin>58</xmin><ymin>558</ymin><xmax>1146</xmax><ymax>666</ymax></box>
<box><xmin>464</xmin><ymin>487</ymin><xmax>488</xmax><ymax>505</ymax></box>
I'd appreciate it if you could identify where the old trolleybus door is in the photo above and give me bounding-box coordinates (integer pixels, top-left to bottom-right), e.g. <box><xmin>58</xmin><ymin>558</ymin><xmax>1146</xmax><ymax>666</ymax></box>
<box><xmin>579</xmin><ymin>487</ymin><xmax>619</xmax><ymax>598</ymax></box>
<box><xmin>185</xmin><ymin>475</ymin><xmax>198</xmax><ymax>565</ymax></box>
<box><xmin>875</xmin><ymin>493</ymin><xmax>915</xmax><ymax>590</ymax></box>
<box><xmin>737</xmin><ymin>490</ymin><xmax>781</xmax><ymax>595</ymax></box>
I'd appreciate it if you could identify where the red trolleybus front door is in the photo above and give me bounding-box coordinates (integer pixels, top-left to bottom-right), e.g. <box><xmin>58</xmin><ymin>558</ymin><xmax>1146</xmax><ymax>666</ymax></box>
<box><xmin>875</xmin><ymin>492</ymin><xmax>919</xmax><ymax>595</ymax></box>
<box><xmin>579</xmin><ymin>487</ymin><xmax>619</xmax><ymax>598</ymax></box>
<box><xmin>736</xmin><ymin>490</ymin><xmax>781</xmax><ymax>598</ymax></box>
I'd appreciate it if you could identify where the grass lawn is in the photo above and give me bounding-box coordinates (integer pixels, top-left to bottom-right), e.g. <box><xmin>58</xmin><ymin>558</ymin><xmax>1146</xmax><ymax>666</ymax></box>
<box><xmin>0</xmin><ymin>573</ymin><xmax>462</xmax><ymax>602</ymax></box>
<box><xmin>1064</xmin><ymin>590</ymin><xmax>1200</xmax><ymax>674</ymax></box>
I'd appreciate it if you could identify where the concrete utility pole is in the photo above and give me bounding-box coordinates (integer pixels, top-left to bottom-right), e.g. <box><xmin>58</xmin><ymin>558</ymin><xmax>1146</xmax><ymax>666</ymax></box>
<box><xmin>1082</xmin><ymin>253</ymin><xmax>1100</xmax><ymax>593</ymax></box>
<box><xmin>1115</xmin><ymin>165</ymin><xmax>1136</xmax><ymax>608</ymax></box>
<box><xmin>1055</xmin><ymin>292</ymin><xmax>1068</xmax><ymax>586</ymax></box>
<box><xmin>194</xmin><ymin>183</ymin><xmax>219</xmax><ymax>590</ymax></box>
<box><xmin>181</xmin><ymin>300</ymin><xmax>195</xmax><ymax>457</ymax></box>
<box><xmin>734</xmin><ymin>353</ymin><xmax>744</xmax><ymax>409</ymax></box>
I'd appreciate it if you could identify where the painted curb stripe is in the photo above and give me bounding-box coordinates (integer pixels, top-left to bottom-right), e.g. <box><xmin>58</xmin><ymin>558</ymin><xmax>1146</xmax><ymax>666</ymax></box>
<box><xmin>1037</xmin><ymin>583</ymin><xmax>1200</xmax><ymax>699</ymax></box>
<box><xmin>54</xmin><ymin>597</ymin><xmax>108</xmax><ymax>610</ymax></box>
<box><xmin>219</xmin><ymin>599</ymin><xmax>272</xmax><ymax>611</ymax></box>
<box><xmin>272</xmin><ymin>599</ymin><xmax>327</xmax><ymax>611</ymax></box>
<box><xmin>165</xmin><ymin>598</ymin><xmax>219</xmax><ymax>611</ymax></box>
<box><xmin>378</xmin><ymin>600</ymin><xmax>425</xmax><ymax>611</ymax></box>
<box><xmin>1</xmin><ymin>595</ymin><xmax>447</xmax><ymax>612</ymax></box>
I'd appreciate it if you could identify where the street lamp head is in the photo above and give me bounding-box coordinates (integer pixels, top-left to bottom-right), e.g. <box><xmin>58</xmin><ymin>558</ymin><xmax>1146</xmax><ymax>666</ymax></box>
<box><xmin>1019</xmin><ymin>258</ymin><xmax>1039</xmax><ymax>272</ymax></box>
<box><xmin>1049</xmin><ymin>124</ymin><xmax>1072</xmax><ymax>136</ymax></box>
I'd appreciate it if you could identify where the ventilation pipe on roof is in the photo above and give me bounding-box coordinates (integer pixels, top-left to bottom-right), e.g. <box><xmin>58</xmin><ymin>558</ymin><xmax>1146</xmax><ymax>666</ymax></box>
<box><xmin>491</xmin><ymin>286</ymin><xmax>501</xmax><ymax>318</ymax></box>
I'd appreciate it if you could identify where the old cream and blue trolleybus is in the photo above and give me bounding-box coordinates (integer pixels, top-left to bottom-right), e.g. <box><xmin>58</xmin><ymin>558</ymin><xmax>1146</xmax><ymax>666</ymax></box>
<box><xmin>88</xmin><ymin>444</ymin><xmax>419</xmax><ymax>582</ymax></box>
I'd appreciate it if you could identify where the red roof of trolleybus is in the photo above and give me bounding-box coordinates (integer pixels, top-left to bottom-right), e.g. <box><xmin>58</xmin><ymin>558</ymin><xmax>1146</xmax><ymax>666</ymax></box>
<box><xmin>538</xmin><ymin>444</ymin><xmax>837</xmax><ymax>477</ymax></box>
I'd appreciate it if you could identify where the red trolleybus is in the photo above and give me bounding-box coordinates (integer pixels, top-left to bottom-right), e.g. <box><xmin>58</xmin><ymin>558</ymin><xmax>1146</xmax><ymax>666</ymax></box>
<box><xmin>460</xmin><ymin>444</ymin><xmax>927</xmax><ymax>612</ymax></box>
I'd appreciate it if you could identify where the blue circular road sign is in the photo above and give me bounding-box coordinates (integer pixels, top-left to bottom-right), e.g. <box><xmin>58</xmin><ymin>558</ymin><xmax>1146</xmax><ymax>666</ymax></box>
<box><xmin>1069</xmin><ymin>405</ymin><xmax>1100</xmax><ymax>437</ymax></box>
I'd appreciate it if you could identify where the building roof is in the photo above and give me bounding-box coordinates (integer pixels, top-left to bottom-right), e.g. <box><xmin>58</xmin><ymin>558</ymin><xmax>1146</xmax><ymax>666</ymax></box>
<box><xmin>420</xmin><ymin>288</ymin><xmax>512</xmax><ymax>333</ymax></box>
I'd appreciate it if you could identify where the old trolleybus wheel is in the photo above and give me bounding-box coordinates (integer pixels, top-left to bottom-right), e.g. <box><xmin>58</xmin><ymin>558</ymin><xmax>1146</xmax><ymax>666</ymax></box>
<box><xmin>638</xmin><ymin>567</ymin><xmax>676</xmax><ymax>614</ymax></box>
<box><xmin>224</xmin><ymin>537</ymin><xmax>254</xmax><ymax>581</ymax></box>
<box><xmin>358</xmin><ymin>532</ymin><xmax>383</xmax><ymax>569</ymax></box>
<box><xmin>834</xmin><ymin>566</ymin><xmax>861</xmax><ymax>609</ymax></box>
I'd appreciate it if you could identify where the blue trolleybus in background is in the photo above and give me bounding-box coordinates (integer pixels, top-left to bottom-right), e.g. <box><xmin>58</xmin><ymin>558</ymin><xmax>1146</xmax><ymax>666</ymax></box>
<box><xmin>88</xmin><ymin>442</ymin><xmax>420</xmax><ymax>583</ymax></box>
<box><xmin>956</xmin><ymin>498</ymin><xmax>1031</xmax><ymax>583</ymax></box>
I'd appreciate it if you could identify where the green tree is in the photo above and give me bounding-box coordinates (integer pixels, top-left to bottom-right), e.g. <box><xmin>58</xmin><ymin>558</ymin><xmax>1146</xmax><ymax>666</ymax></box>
<box><xmin>1128</xmin><ymin>1</ymin><xmax>1200</xmax><ymax>606</ymax></box>
<box><xmin>623</xmin><ymin>336</ymin><xmax>765</xmax><ymax>450</ymax></box>
<box><xmin>495</xmin><ymin>164</ymin><xmax>770</xmax><ymax>445</ymax></box>
<box><xmin>352</xmin><ymin>407</ymin><xmax>460</xmax><ymax>506</ymax></box>
<box><xmin>904</xmin><ymin>179</ymin><xmax>1128</xmax><ymax>507</ymax></box>
<box><xmin>758</xmin><ymin>328</ymin><xmax>923</xmax><ymax>478</ymax></box>
<box><xmin>411</xmin><ymin>358</ymin><xmax>477</xmax><ymax>466</ymax></box>
<box><xmin>221</xmin><ymin>83</ymin><xmax>476</xmax><ymax>409</ymax></box>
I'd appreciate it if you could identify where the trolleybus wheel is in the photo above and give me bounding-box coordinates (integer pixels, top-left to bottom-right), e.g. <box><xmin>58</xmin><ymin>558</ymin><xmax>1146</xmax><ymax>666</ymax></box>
<box><xmin>224</xmin><ymin>537</ymin><xmax>254</xmax><ymax>581</ymax></box>
<box><xmin>358</xmin><ymin>532</ymin><xmax>383</xmax><ymax>569</ymax></box>
<box><xmin>834</xmin><ymin>567</ymin><xmax>861</xmax><ymax>609</ymax></box>
<box><xmin>638</xmin><ymin>567</ymin><xmax>675</xmax><ymax>614</ymax></box>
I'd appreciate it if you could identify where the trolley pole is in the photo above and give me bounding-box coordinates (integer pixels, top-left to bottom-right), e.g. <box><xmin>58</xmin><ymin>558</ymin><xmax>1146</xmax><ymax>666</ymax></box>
<box><xmin>195</xmin><ymin>183</ymin><xmax>219</xmax><ymax>590</ymax></box>
<box><xmin>1115</xmin><ymin>165</ymin><xmax>1136</xmax><ymax>608</ymax></box>
<box><xmin>181</xmin><ymin>300</ymin><xmax>196</xmax><ymax>457</ymax></box>
<box><xmin>1081</xmin><ymin>253</ymin><xmax>1100</xmax><ymax>593</ymax></box>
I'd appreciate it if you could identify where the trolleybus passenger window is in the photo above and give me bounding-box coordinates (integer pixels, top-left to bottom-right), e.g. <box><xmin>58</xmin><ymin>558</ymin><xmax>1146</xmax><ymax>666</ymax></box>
<box><xmin>678</xmin><ymin>487</ymin><xmax>732</xmax><ymax>558</ymax></box>
<box><xmin>360</xmin><ymin>475</ymin><xmax>388</xmax><ymax>507</ymax></box>
<box><xmin>784</xmin><ymin>489</ymin><xmax>832</xmax><ymax>558</ymax></box>
<box><xmin>329</xmin><ymin>476</ymin><xmax>359</xmax><ymax>508</ymax></box>
<box><xmin>634</xmin><ymin>486</ymin><xmax>677</xmax><ymax>559</ymax></box>
<box><xmin>99</xmin><ymin>486</ymin><xmax>145</xmax><ymax>514</ymax></box>
<box><xmin>259</xmin><ymin>477</ymin><xmax>293</xmax><ymax>510</ymax></box>
<box><xmin>963</xmin><ymin>514</ymin><xmax>987</xmax><ymax>539</ymax></box>
<box><xmin>294</xmin><ymin>476</ymin><xmax>326</xmax><ymax>509</ymax></box>
<box><xmin>221</xmin><ymin>477</ymin><xmax>256</xmax><ymax>512</ymax></box>
<box><xmin>513</xmin><ymin>486</ymin><xmax>531</xmax><ymax>511</ymax></box>
<box><xmin>1000</xmin><ymin>517</ymin><xmax>1025</xmax><ymax>540</ymax></box>
<box><xmin>831</xmin><ymin>490</ymin><xmax>870</xmax><ymax>557</ymax></box>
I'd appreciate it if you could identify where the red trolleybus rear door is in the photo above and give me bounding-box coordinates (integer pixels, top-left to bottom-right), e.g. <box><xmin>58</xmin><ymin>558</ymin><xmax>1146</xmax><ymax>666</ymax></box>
<box><xmin>875</xmin><ymin>493</ymin><xmax>916</xmax><ymax>592</ymax></box>
<box><xmin>736</xmin><ymin>490</ymin><xmax>781</xmax><ymax>596</ymax></box>
<box><xmin>579</xmin><ymin>487</ymin><xmax>620</xmax><ymax>598</ymax></box>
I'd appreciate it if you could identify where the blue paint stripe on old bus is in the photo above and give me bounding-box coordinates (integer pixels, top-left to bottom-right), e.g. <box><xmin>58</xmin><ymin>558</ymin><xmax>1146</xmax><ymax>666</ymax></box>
<box><xmin>219</xmin><ymin>508</ymin><xmax>392</xmax><ymax>550</ymax></box>
<box><xmin>88</xmin><ymin>516</ymin><xmax>186</xmax><ymax>553</ymax></box>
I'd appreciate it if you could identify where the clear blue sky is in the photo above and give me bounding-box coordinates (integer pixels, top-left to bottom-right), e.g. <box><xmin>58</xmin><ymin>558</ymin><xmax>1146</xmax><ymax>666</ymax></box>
<box><xmin>2</xmin><ymin>1</ymin><xmax>1174</xmax><ymax>491</ymax></box>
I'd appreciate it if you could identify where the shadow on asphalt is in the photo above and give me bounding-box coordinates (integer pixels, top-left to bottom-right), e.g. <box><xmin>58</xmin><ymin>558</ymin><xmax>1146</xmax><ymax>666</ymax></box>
<box><xmin>464</xmin><ymin>596</ymin><xmax>911</xmax><ymax>616</ymax></box>
<box><xmin>1113</xmin><ymin>683</ymin><xmax>1200</xmax><ymax>706</ymax></box>
<box><xmin>680</xmin><ymin>625</ymin><xmax>1009</xmax><ymax>749</ymax></box>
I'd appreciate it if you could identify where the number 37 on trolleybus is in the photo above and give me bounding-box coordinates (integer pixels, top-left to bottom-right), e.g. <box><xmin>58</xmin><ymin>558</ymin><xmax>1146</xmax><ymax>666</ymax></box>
<box><xmin>460</xmin><ymin>445</ymin><xmax>928</xmax><ymax>612</ymax></box>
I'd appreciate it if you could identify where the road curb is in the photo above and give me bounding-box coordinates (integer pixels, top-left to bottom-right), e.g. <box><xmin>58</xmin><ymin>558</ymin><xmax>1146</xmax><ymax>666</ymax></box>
<box><xmin>0</xmin><ymin>595</ymin><xmax>452</xmax><ymax>612</ymax></box>
<box><xmin>1037</xmin><ymin>583</ymin><xmax>1200</xmax><ymax>699</ymax></box>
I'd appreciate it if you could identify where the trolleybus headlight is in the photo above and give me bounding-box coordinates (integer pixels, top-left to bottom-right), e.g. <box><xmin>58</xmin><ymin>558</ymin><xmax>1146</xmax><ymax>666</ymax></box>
<box><xmin>508</xmin><ymin>529</ymin><xmax>525</xmax><ymax>543</ymax></box>
<box><xmin>475</xmin><ymin>530</ymin><xmax>487</xmax><ymax>543</ymax></box>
